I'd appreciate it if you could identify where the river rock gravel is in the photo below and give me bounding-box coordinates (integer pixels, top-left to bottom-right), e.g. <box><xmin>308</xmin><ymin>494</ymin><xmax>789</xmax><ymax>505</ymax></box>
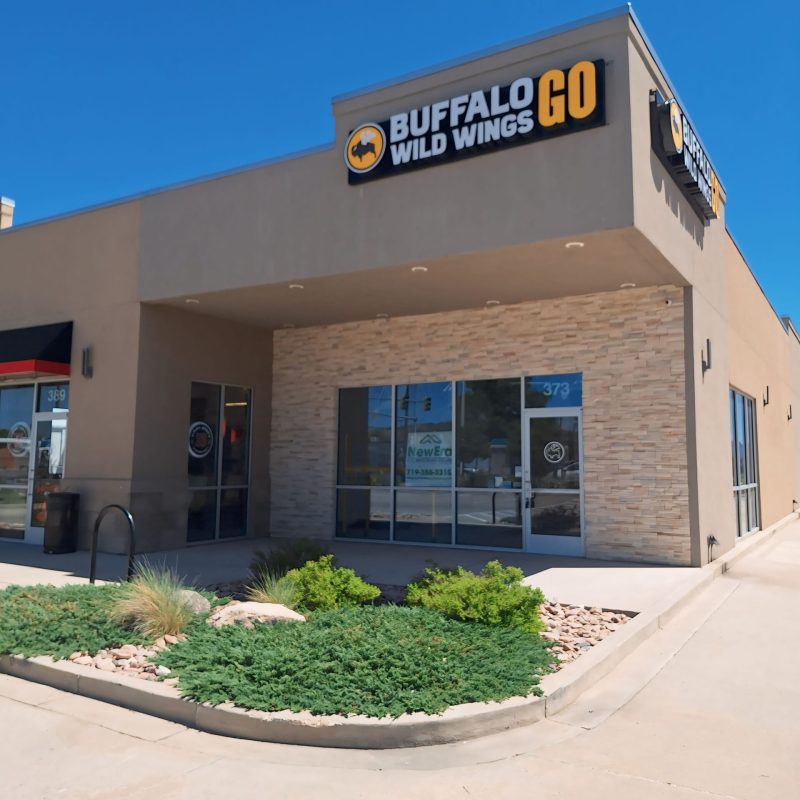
<box><xmin>64</xmin><ymin>636</ymin><xmax>186</xmax><ymax>681</ymax></box>
<box><xmin>540</xmin><ymin>602</ymin><xmax>632</xmax><ymax>668</ymax></box>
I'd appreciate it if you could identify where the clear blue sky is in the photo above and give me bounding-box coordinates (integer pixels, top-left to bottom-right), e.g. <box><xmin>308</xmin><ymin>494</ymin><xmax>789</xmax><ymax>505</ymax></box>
<box><xmin>2</xmin><ymin>1</ymin><xmax>798</xmax><ymax>319</ymax></box>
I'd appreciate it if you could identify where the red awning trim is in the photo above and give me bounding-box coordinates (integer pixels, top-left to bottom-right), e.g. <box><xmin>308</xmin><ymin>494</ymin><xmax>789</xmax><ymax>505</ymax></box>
<box><xmin>0</xmin><ymin>359</ymin><xmax>71</xmax><ymax>377</ymax></box>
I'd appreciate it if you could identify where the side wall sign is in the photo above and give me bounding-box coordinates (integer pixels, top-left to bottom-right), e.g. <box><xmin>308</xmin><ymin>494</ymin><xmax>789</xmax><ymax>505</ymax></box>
<box><xmin>650</xmin><ymin>91</ymin><xmax>720</xmax><ymax>221</ymax></box>
<box><xmin>345</xmin><ymin>59</ymin><xmax>605</xmax><ymax>184</ymax></box>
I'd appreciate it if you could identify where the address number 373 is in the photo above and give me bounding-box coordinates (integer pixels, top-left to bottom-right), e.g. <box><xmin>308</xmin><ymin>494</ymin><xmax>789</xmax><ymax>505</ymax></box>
<box><xmin>541</xmin><ymin>382</ymin><xmax>570</xmax><ymax>399</ymax></box>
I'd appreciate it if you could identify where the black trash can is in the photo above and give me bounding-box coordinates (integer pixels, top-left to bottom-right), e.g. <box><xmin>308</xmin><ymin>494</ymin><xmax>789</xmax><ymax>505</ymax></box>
<box><xmin>43</xmin><ymin>492</ymin><xmax>80</xmax><ymax>554</ymax></box>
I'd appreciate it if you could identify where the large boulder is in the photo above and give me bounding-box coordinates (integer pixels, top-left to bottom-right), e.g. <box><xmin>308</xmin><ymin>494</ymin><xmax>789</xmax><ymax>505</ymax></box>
<box><xmin>206</xmin><ymin>601</ymin><xmax>305</xmax><ymax>629</ymax></box>
<box><xmin>179</xmin><ymin>589</ymin><xmax>211</xmax><ymax>614</ymax></box>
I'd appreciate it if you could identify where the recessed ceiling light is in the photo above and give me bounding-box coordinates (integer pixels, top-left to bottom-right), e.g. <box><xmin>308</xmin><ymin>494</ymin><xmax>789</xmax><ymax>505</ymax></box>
<box><xmin>620</xmin><ymin>282</ymin><xmax>637</xmax><ymax>289</ymax></box>
<box><xmin>289</xmin><ymin>283</ymin><xmax>304</xmax><ymax>290</ymax></box>
<box><xmin>411</xmin><ymin>265</ymin><xmax>428</xmax><ymax>273</ymax></box>
<box><xmin>485</xmin><ymin>299</ymin><xmax>501</xmax><ymax>306</ymax></box>
<box><xmin>376</xmin><ymin>312</ymin><xmax>390</xmax><ymax>319</ymax></box>
<box><xmin>565</xmin><ymin>241</ymin><xmax>585</xmax><ymax>249</ymax></box>
<box><xmin>184</xmin><ymin>298</ymin><xmax>200</xmax><ymax>304</ymax></box>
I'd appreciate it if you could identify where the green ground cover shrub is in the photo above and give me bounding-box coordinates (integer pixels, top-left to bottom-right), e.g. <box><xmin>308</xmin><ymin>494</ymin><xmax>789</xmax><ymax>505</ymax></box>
<box><xmin>286</xmin><ymin>555</ymin><xmax>380</xmax><ymax>612</ymax></box>
<box><xmin>249</xmin><ymin>538</ymin><xmax>331</xmax><ymax>579</ymax></box>
<box><xmin>0</xmin><ymin>584</ymin><xmax>147</xmax><ymax>660</ymax></box>
<box><xmin>405</xmin><ymin>561</ymin><xmax>546</xmax><ymax>634</ymax></box>
<box><xmin>156</xmin><ymin>605</ymin><xmax>554</xmax><ymax>717</ymax></box>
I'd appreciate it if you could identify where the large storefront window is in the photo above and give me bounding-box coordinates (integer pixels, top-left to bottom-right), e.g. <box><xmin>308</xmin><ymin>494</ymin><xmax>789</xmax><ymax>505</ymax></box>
<box><xmin>187</xmin><ymin>382</ymin><xmax>251</xmax><ymax>542</ymax></box>
<box><xmin>456</xmin><ymin>378</ymin><xmax>521</xmax><ymax>488</ymax></box>
<box><xmin>337</xmin><ymin>386</ymin><xmax>391</xmax><ymax>486</ymax></box>
<box><xmin>395</xmin><ymin>382</ymin><xmax>452</xmax><ymax>487</ymax></box>
<box><xmin>730</xmin><ymin>388</ymin><xmax>759</xmax><ymax>538</ymax></box>
<box><xmin>455</xmin><ymin>378</ymin><xmax>521</xmax><ymax>547</ymax></box>
<box><xmin>336</xmin><ymin>374</ymin><xmax>581</xmax><ymax>550</ymax></box>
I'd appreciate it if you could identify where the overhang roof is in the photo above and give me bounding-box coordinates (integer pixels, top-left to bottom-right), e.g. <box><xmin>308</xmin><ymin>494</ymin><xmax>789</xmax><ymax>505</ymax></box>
<box><xmin>0</xmin><ymin>322</ymin><xmax>72</xmax><ymax>379</ymax></box>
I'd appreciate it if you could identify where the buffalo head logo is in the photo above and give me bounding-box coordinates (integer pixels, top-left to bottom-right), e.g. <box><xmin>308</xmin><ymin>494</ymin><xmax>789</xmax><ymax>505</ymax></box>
<box><xmin>351</xmin><ymin>131</ymin><xmax>377</xmax><ymax>161</ymax></box>
<box><xmin>543</xmin><ymin>441</ymin><xmax>566</xmax><ymax>464</ymax></box>
<box><xmin>345</xmin><ymin>124</ymin><xmax>386</xmax><ymax>174</ymax></box>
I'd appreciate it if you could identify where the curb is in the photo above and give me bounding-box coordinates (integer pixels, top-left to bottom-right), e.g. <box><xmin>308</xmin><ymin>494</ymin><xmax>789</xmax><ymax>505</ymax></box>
<box><xmin>1</xmin><ymin>512</ymin><xmax>795</xmax><ymax>749</ymax></box>
<box><xmin>0</xmin><ymin>653</ymin><xmax>546</xmax><ymax>748</ymax></box>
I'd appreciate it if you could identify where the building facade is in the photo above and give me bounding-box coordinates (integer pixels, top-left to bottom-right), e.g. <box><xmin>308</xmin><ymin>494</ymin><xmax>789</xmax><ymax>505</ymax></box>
<box><xmin>1</xmin><ymin>8</ymin><xmax>798</xmax><ymax>565</ymax></box>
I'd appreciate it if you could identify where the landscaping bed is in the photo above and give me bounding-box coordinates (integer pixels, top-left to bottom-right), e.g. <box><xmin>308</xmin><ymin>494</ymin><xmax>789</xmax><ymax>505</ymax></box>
<box><xmin>0</xmin><ymin>545</ymin><xmax>629</xmax><ymax>719</ymax></box>
<box><xmin>155</xmin><ymin>605</ymin><xmax>551</xmax><ymax>716</ymax></box>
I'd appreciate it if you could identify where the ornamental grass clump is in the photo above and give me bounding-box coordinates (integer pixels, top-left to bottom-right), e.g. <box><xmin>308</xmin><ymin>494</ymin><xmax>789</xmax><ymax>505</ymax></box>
<box><xmin>405</xmin><ymin>560</ymin><xmax>546</xmax><ymax>635</ymax></box>
<box><xmin>110</xmin><ymin>561</ymin><xmax>195</xmax><ymax>639</ymax></box>
<box><xmin>245</xmin><ymin>569</ymin><xmax>298</xmax><ymax>608</ymax></box>
<box><xmin>286</xmin><ymin>555</ymin><xmax>380</xmax><ymax>612</ymax></box>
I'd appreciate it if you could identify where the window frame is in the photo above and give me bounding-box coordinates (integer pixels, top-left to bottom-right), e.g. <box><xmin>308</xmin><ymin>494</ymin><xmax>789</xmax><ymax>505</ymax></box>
<box><xmin>0</xmin><ymin>378</ymin><xmax>70</xmax><ymax>542</ymax></box>
<box><xmin>729</xmin><ymin>387</ymin><xmax>761</xmax><ymax>538</ymax></box>
<box><xmin>334</xmin><ymin>374</ymin><xmax>582</xmax><ymax>550</ymax></box>
<box><xmin>187</xmin><ymin>381</ymin><xmax>253</xmax><ymax>544</ymax></box>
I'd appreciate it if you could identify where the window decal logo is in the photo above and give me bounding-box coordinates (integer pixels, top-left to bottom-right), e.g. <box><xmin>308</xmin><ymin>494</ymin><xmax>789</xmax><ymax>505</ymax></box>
<box><xmin>6</xmin><ymin>422</ymin><xmax>30</xmax><ymax>458</ymax></box>
<box><xmin>543</xmin><ymin>441</ymin><xmax>566</xmax><ymax>464</ymax></box>
<box><xmin>344</xmin><ymin>124</ymin><xmax>386</xmax><ymax>174</ymax></box>
<box><xmin>188</xmin><ymin>421</ymin><xmax>214</xmax><ymax>459</ymax></box>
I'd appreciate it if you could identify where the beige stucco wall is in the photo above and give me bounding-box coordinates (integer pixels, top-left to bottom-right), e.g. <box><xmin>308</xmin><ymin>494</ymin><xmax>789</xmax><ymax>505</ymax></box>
<box><xmin>137</xmin><ymin>14</ymin><xmax>635</xmax><ymax>301</ymax></box>
<box><xmin>626</xmin><ymin>22</ymin><xmax>739</xmax><ymax>563</ymax></box>
<box><xmin>726</xmin><ymin>240</ymin><xmax>799</xmax><ymax>529</ymax></box>
<box><xmin>130</xmin><ymin>305</ymin><xmax>273</xmax><ymax>551</ymax></box>
<box><xmin>0</xmin><ymin>208</ymin><xmax>276</xmax><ymax>553</ymax></box>
<box><xmin>270</xmin><ymin>285</ymin><xmax>692</xmax><ymax>565</ymax></box>
<box><xmin>789</xmin><ymin>326</ymin><xmax>800</xmax><ymax>506</ymax></box>
<box><xmin>683</xmin><ymin>286</ymin><xmax>736</xmax><ymax>562</ymax></box>
<box><xmin>0</xmin><ymin>203</ymin><xmax>143</xmax><ymax>547</ymax></box>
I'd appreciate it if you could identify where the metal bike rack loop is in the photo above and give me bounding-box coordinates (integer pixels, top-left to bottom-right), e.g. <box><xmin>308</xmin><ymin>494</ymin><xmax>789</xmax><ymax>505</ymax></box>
<box><xmin>89</xmin><ymin>504</ymin><xmax>136</xmax><ymax>584</ymax></box>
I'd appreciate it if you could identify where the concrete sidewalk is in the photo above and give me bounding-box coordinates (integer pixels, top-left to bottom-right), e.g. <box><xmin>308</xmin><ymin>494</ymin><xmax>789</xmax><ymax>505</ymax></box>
<box><xmin>0</xmin><ymin>535</ymin><xmax>699</xmax><ymax>612</ymax></box>
<box><xmin>0</xmin><ymin>516</ymin><xmax>798</xmax><ymax>798</ymax></box>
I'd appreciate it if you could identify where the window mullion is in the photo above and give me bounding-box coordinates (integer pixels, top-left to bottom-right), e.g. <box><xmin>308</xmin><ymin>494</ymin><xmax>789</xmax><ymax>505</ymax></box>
<box><xmin>390</xmin><ymin>385</ymin><xmax>396</xmax><ymax>542</ymax></box>
<box><xmin>215</xmin><ymin>384</ymin><xmax>224</xmax><ymax>540</ymax></box>
<box><xmin>451</xmin><ymin>380</ymin><xmax>456</xmax><ymax>546</ymax></box>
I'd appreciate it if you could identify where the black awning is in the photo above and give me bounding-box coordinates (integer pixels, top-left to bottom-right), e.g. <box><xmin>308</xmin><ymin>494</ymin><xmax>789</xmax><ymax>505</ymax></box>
<box><xmin>0</xmin><ymin>321</ymin><xmax>73</xmax><ymax>377</ymax></box>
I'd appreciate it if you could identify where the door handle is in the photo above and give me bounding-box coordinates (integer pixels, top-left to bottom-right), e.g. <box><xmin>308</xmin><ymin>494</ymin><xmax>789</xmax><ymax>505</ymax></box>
<box><xmin>524</xmin><ymin>492</ymin><xmax>536</xmax><ymax>509</ymax></box>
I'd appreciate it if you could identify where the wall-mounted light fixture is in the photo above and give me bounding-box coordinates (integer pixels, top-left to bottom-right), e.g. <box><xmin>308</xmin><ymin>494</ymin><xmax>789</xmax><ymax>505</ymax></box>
<box><xmin>81</xmin><ymin>347</ymin><xmax>93</xmax><ymax>379</ymax></box>
<box><xmin>701</xmin><ymin>338</ymin><xmax>712</xmax><ymax>375</ymax></box>
<box><xmin>763</xmin><ymin>385</ymin><xmax>770</xmax><ymax>407</ymax></box>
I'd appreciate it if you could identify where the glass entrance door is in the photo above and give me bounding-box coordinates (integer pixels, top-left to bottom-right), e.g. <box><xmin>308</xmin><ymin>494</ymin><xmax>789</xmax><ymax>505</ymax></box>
<box><xmin>25</xmin><ymin>413</ymin><xmax>68</xmax><ymax>544</ymax></box>
<box><xmin>0</xmin><ymin>384</ymin><xmax>35</xmax><ymax>540</ymax></box>
<box><xmin>523</xmin><ymin>409</ymin><xmax>584</xmax><ymax>555</ymax></box>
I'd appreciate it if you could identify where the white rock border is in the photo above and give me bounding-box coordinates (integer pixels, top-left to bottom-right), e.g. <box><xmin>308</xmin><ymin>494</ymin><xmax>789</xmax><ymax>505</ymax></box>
<box><xmin>0</xmin><ymin>514</ymin><xmax>794</xmax><ymax>749</ymax></box>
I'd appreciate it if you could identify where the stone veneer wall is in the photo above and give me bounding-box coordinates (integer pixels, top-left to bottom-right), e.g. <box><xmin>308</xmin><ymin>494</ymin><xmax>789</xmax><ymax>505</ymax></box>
<box><xmin>270</xmin><ymin>285</ymin><xmax>691</xmax><ymax>565</ymax></box>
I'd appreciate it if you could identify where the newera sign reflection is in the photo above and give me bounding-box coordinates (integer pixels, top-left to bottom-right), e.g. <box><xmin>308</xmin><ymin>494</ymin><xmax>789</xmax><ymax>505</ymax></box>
<box><xmin>345</xmin><ymin>59</ymin><xmax>605</xmax><ymax>184</ymax></box>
